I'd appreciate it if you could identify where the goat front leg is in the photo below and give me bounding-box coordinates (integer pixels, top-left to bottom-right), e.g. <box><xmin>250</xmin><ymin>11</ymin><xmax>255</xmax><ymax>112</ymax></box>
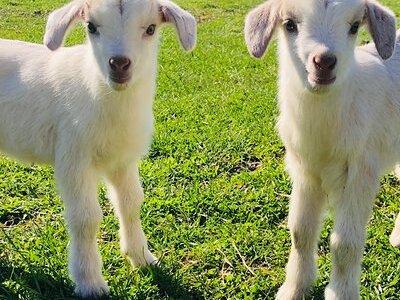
<box><xmin>277</xmin><ymin>164</ymin><xmax>327</xmax><ymax>300</ymax></box>
<box><xmin>56</xmin><ymin>163</ymin><xmax>108</xmax><ymax>298</ymax></box>
<box><xmin>325</xmin><ymin>162</ymin><xmax>379</xmax><ymax>300</ymax></box>
<box><xmin>107</xmin><ymin>163</ymin><xmax>157</xmax><ymax>267</ymax></box>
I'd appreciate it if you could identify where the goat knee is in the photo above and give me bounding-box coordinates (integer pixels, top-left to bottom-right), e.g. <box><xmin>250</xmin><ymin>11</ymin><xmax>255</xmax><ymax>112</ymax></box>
<box><xmin>330</xmin><ymin>232</ymin><xmax>363</xmax><ymax>273</ymax></box>
<box><xmin>288</xmin><ymin>217</ymin><xmax>319</xmax><ymax>252</ymax></box>
<box><xmin>276</xmin><ymin>225</ymin><xmax>319</xmax><ymax>300</ymax></box>
<box><xmin>66</xmin><ymin>204</ymin><xmax>102</xmax><ymax>240</ymax></box>
<box><xmin>326</xmin><ymin>233</ymin><xmax>363</xmax><ymax>300</ymax></box>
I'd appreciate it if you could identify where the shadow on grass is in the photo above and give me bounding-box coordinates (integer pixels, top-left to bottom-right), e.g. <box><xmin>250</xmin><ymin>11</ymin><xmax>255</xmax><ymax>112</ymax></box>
<box><xmin>135</xmin><ymin>265</ymin><xmax>205</xmax><ymax>300</ymax></box>
<box><xmin>310</xmin><ymin>286</ymin><xmax>325</xmax><ymax>300</ymax></box>
<box><xmin>0</xmin><ymin>259</ymin><xmax>204</xmax><ymax>300</ymax></box>
<box><xmin>0</xmin><ymin>259</ymin><xmax>75</xmax><ymax>299</ymax></box>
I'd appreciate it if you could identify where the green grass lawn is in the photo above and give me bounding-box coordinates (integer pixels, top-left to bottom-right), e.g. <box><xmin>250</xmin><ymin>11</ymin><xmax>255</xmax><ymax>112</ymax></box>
<box><xmin>1</xmin><ymin>0</ymin><xmax>400</xmax><ymax>299</ymax></box>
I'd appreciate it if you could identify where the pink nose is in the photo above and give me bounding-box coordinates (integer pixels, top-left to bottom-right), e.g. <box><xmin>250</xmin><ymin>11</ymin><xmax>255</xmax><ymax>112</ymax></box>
<box><xmin>109</xmin><ymin>56</ymin><xmax>131</xmax><ymax>72</ymax></box>
<box><xmin>313</xmin><ymin>53</ymin><xmax>337</xmax><ymax>71</ymax></box>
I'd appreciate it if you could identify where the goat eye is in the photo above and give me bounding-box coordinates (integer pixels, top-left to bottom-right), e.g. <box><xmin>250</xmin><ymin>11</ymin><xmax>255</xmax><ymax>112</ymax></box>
<box><xmin>146</xmin><ymin>24</ymin><xmax>156</xmax><ymax>36</ymax></box>
<box><xmin>87</xmin><ymin>22</ymin><xmax>98</xmax><ymax>34</ymax></box>
<box><xmin>284</xmin><ymin>19</ymin><xmax>298</xmax><ymax>33</ymax></box>
<box><xmin>349</xmin><ymin>21</ymin><xmax>360</xmax><ymax>35</ymax></box>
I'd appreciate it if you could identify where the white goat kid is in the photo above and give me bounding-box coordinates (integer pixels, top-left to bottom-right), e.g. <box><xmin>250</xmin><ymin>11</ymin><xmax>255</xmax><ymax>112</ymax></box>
<box><xmin>245</xmin><ymin>0</ymin><xmax>399</xmax><ymax>299</ymax></box>
<box><xmin>0</xmin><ymin>0</ymin><xmax>196</xmax><ymax>298</ymax></box>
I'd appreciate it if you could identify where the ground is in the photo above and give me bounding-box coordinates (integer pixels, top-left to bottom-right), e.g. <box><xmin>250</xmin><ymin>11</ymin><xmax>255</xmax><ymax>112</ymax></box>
<box><xmin>1</xmin><ymin>0</ymin><xmax>400</xmax><ymax>299</ymax></box>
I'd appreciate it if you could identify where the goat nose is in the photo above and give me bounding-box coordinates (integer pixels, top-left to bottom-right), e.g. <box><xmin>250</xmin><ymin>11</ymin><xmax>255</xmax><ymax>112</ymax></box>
<box><xmin>313</xmin><ymin>53</ymin><xmax>337</xmax><ymax>71</ymax></box>
<box><xmin>109</xmin><ymin>56</ymin><xmax>131</xmax><ymax>72</ymax></box>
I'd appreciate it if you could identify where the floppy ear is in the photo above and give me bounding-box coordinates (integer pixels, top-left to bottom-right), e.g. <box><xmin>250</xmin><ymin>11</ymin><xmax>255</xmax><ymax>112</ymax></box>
<box><xmin>159</xmin><ymin>0</ymin><xmax>197</xmax><ymax>52</ymax></box>
<box><xmin>44</xmin><ymin>0</ymin><xmax>86</xmax><ymax>51</ymax></box>
<box><xmin>365</xmin><ymin>0</ymin><xmax>397</xmax><ymax>60</ymax></box>
<box><xmin>244</xmin><ymin>0</ymin><xmax>280</xmax><ymax>58</ymax></box>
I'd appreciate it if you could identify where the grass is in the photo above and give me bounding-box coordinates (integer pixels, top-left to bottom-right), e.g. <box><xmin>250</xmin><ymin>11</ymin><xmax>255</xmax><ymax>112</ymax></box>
<box><xmin>1</xmin><ymin>0</ymin><xmax>400</xmax><ymax>299</ymax></box>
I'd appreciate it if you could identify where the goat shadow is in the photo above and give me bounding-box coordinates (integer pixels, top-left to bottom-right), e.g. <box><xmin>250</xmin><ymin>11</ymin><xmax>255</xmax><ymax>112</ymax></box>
<box><xmin>0</xmin><ymin>259</ymin><xmax>75</xmax><ymax>299</ymax></box>
<box><xmin>0</xmin><ymin>259</ymin><xmax>204</xmax><ymax>300</ymax></box>
<box><xmin>136</xmin><ymin>265</ymin><xmax>205</xmax><ymax>300</ymax></box>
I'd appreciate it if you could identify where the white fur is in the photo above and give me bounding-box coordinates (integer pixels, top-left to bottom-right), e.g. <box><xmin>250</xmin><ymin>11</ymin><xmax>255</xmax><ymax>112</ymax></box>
<box><xmin>245</xmin><ymin>0</ymin><xmax>399</xmax><ymax>299</ymax></box>
<box><xmin>0</xmin><ymin>0</ymin><xmax>196</xmax><ymax>298</ymax></box>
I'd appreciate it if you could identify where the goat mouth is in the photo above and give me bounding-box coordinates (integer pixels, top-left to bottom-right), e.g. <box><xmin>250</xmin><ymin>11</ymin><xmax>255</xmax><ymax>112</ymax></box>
<box><xmin>308</xmin><ymin>74</ymin><xmax>336</xmax><ymax>86</ymax></box>
<box><xmin>109</xmin><ymin>75</ymin><xmax>131</xmax><ymax>84</ymax></box>
<box><xmin>308</xmin><ymin>74</ymin><xmax>336</xmax><ymax>85</ymax></box>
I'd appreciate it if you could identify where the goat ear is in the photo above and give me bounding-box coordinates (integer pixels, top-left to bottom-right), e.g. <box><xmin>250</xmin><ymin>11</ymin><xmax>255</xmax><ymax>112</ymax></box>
<box><xmin>44</xmin><ymin>0</ymin><xmax>85</xmax><ymax>51</ymax></box>
<box><xmin>159</xmin><ymin>0</ymin><xmax>197</xmax><ymax>52</ymax></box>
<box><xmin>245</xmin><ymin>1</ymin><xmax>279</xmax><ymax>58</ymax></box>
<box><xmin>365</xmin><ymin>0</ymin><xmax>397</xmax><ymax>60</ymax></box>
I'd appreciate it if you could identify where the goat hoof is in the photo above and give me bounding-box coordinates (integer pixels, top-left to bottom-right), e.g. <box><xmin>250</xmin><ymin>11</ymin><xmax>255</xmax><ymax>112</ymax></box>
<box><xmin>325</xmin><ymin>284</ymin><xmax>359</xmax><ymax>300</ymax></box>
<box><xmin>127</xmin><ymin>249</ymin><xmax>159</xmax><ymax>267</ymax></box>
<box><xmin>75</xmin><ymin>279</ymin><xmax>110</xmax><ymax>300</ymax></box>
<box><xmin>276</xmin><ymin>282</ymin><xmax>305</xmax><ymax>300</ymax></box>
